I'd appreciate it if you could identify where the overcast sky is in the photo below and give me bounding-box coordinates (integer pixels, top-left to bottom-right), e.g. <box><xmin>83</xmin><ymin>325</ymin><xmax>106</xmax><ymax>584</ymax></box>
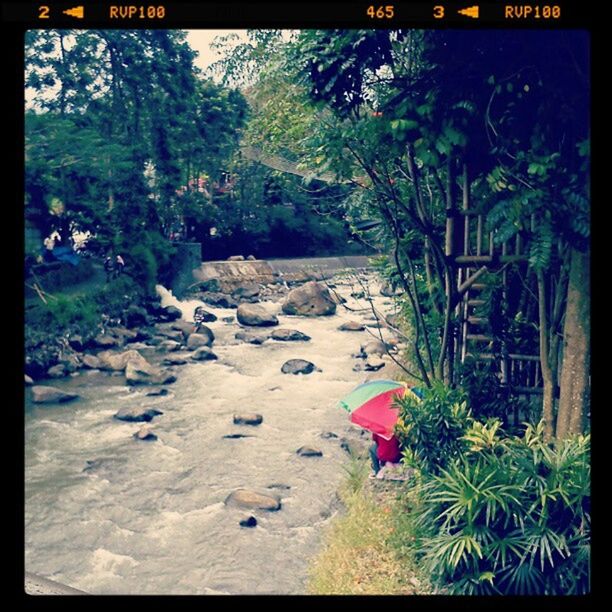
<box><xmin>185</xmin><ymin>29</ymin><xmax>247</xmax><ymax>74</ymax></box>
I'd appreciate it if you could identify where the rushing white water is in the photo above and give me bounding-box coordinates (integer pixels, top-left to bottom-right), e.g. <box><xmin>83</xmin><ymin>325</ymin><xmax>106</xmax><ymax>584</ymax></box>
<box><xmin>25</xmin><ymin>273</ymin><xmax>399</xmax><ymax>594</ymax></box>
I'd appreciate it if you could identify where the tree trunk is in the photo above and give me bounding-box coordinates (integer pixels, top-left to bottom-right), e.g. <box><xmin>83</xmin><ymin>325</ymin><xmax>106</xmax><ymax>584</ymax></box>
<box><xmin>556</xmin><ymin>247</ymin><xmax>590</xmax><ymax>439</ymax></box>
<box><xmin>537</xmin><ymin>270</ymin><xmax>556</xmax><ymax>441</ymax></box>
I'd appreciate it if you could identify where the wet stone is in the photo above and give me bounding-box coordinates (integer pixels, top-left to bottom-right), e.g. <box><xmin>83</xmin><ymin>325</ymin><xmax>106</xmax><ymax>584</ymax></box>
<box><xmin>296</xmin><ymin>446</ymin><xmax>323</xmax><ymax>457</ymax></box>
<box><xmin>281</xmin><ymin>359</ymin><xmax>317</xmax><ymax>375</ymax></box>
<box><xmin>239</xmin><ymin>516</ymin><xmax>258</xmax><ymax>528</ymax></box>
<box><xmin>113</xmin><ymin>407</ymin><xmax>163</xmax><ymax>423</ymax></box>
<box><xmin>233</xmin><ymin>414</ymin><xmax>263</xmax><ymax>426</ymax></box>
<box><xmin>133</xmin><ymin>426</ymin><xmax>157</xmax><ymax>441</ymax></box>
<box><xmin>225</xmin><ymin>489</ymin><xmax>281</xmax><ymax>512</ymax></box>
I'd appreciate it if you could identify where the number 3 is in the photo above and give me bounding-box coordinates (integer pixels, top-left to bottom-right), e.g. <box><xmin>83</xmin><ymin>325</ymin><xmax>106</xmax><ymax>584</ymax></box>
<box><xmin>433</xmin><ymin>5</ymin><xmax>445</xmax><ymax>18</ymax></box>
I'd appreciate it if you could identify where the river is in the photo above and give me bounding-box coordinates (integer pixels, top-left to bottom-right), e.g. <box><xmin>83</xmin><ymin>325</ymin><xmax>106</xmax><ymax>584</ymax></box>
<box><xmin>24</xmin><ymin>271</ymin><xmax>397</xmax><ymax>594</ymax></box>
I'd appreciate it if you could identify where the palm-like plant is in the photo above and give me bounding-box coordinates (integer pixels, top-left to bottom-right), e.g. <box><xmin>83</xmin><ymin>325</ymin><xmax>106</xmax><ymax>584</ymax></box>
<box><xmin>416</xmin><ymin>421</ymin><xmax>590</xmax><ymax>594</ymax></box>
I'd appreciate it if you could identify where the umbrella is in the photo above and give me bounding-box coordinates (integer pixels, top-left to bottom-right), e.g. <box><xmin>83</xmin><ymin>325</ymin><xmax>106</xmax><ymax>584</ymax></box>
<box><xmin>337</xmin><ymin>379</ymin><xmax>405</xmax><ymax>413</ymax></box>
<box><xmin>338</xmin><ymin>380</ymin><xmax>422</xmax><ymax>440</ymax></box>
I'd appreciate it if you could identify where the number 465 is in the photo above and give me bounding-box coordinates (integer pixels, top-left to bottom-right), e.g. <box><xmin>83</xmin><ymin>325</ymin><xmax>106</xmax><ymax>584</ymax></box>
<box><xmin>367</xmin><ymin>5</ymin><xmax>394</xmax><ymax>19</ymax></box>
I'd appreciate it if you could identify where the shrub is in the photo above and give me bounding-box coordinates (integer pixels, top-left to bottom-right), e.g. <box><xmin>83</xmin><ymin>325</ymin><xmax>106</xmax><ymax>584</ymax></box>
<box><xmin>394</xmin><ymin>382</ymin><xmax>471</xmax><ymax>475</ymax></box>
<box><xmin>416</xmin><ymin>420</ymin><xmax>590</xmax><ymax>594</ymax></box>
<box><xmin>126</xmin><ymin>243</ymin><xmax>158</xmax><ymax>295</ymax></box>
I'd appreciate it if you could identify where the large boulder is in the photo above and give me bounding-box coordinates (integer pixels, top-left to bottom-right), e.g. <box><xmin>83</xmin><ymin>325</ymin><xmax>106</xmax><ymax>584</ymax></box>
<box><xmin>281</xmin><ymin>359</ymin><xmax>317</xmax><ymax>375</ymax></box>
<box><xmin>114</xmin><ymin>407</ymin><xmax>163</xmax><ymax>422</ymax></box>
<box><xmin>32</xmin><ymin>385</ymin><xmax>79</xmax><ymax>404</ymax></box>
<box><xmin>170</xmin><ymin>320</ymin><xmax>196</xmax><ymax>337</ymax></box>
<box><xmin>191</xmin><ymin>325</ymin><xmax>215</xmax><ymax>345</ymax></box>
<box><xmin>232</xmin><ymin>283</ymin><xmax>260</xmax><ymax>300</ymax></box>
<box><xmin>97</xmin><ymin>349</ymin><xmax>143</xmax><ymax>371</ymax></box>
<box><xmin>281</xmin><ymin>281</ymin><xmax>336</xmax><ymax>316</ymax></box>
<box><xmin>269</xmin><ymin>329</ymin><xmax>311</xmax><ymax>342</ymax></box>
<box><xmin>125</xmin><ymin>354</ymin><xmax>177</xmax><ymax>386</ymax></box>
<box><xmin>224</xmin><ymin>489</ymin><xmax>281</xmax><ymax>511</ymax></box>
<box><xmin>161</xmin><ymin>305</ymin><xmax>182</xmax><ymax>321</ymax></box>
<box><xmin>199</xmin><ymin>293</ymin><xmax>238</xmax><ymax>309</ymax></box>
<box><xmin>236</xmin><ymin>303</ymin><xmax>279</xmax><ymax>327</ymax></box>
<box><xmin>187</xmin><ymin>333</ymin><xmax>213</xmax><ymax>350</ymax></box>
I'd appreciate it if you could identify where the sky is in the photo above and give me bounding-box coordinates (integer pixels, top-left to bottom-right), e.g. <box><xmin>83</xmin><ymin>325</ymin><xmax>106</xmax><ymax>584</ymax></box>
<box><xmin>185</xmin><ymin>29</ymin><xmax>248</xmax><ymax>75</ymax></box>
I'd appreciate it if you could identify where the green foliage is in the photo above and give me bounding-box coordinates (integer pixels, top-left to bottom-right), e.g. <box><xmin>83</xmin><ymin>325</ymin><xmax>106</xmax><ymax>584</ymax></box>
<box><xmin>416</xmin><ymin>421</ymin><xmax>590</xmax><ymax>594</ymax></box>
<box><xmin>395</xmin><ymin>382</ymin><xmax>471</xmax><ymax>475</ymax></box>
<box><xmin>126</xmin><ymin>243</ymin><xmax>158</xmax><ymax>296</ymax></box>
<box><xmin>27</xmin><ymin>293</ymin><xmax>99</xmax><ymax>330</ymax></box>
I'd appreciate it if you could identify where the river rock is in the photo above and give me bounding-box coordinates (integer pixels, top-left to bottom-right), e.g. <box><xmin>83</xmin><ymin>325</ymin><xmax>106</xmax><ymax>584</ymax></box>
<box><xmin>79</xmin><ymin>354</ymin><xmax>102</xmax><ymax>370</ymax></box>
<box><xmin>267</xmin><ymin>483</ymin><xmax>291</xmax><ymax>490</ymax></box>
<box><xmin>232</xmin><ymin>283</ymin><xmax>260</xmax><ymax>299</ymax></box>
<box><xmin>157</xmin><ymin>340</ymin><xmax>182</xmax><ymax>353</ymax></box>
<box><xmin>281</xmin><ymin>359</ymin><xmax>317</xmax><ymax>375</ymax></box>
<box><xmin>237</xmin><ymin>303</ymin><xmax>278</xmax><ymax>327</ymax></box>
<box><xmin>225</xmin><ymin>489</ymin><xmax>281</xmax><ymax>511</ymax></box>
<box><xmin>239</xmin><ymin>516</ymin><xmax>257</xmax><ymax>528</ymax></box>
<box><xmin>162</xmin><ymin>356</ymin><xmax>189</xmax><ymax>366</ymax></box>
<box><xmin>170</xmin><ymin>320</ymin><xmax>196</xmax><ymax>337</ymax></box>
<box><xmin>338</xmin><ymin>321</ymin><xmax>365</xmax><ymax>332</ymax></box>
<box><xmin>193</xmin><ymin>306</ymin><xmax>217</xmax><ymax>323</ymax></box>
<box><xmin>233</xmin><ymin>413</ymin><xmax>263</xmax><ymax>425</ymax></box>
<box><xmin>364</xmin><ymin>357</ymin><xmax>386</xmax><ymax>371</ymax></box>
<box><xmin>281</xmin><ymin>359</ymin><xmax>317</xmax><ymax>374</ymax></box>
<box><xmin>93</xmin><ymin>334</ymin><xmax>121</xmax><ymax>349</ymax></box>
<box><xmin>192</xmin><ymin>324</ymin><xmax>215</xmax><ymax>344</ymax></box>
<box><xmin>200</xmin><ymin>293</ymin><xmax>238</xmax><ymax>309</ymax></box>
<box><xmin>227</xmin><ymin>255</ymin><xmax>245</xmax><ymax>261</ymax></box>
<box><xmin>235</xmin><ymin>330</ymin><xmax>267</xmax><ymax>345</ymax></box>
<box><xmin>350</xmin><ymin>291</ymin><xmax>365</xmax><ymax>299</ymax></box>
<box><xmin>123</xmin><ymin>305</ymin><xmax>150</xmax><ymax>328</ymax></box>
<box><xmin>25</xmin><ymin>374</ymin><xmax>34</xmax><ymax>385</ymax></box>
<box><xmin>113</xmin><ymin>407</ymin><xmax>163</xmax><ymax>422</ymax></box>
<box><xmin>297</xmin><ymin>446</ymin><xmax>323</xmax><ymax>457</ymax></box>
<box><xmin>363</xmin><ymin>340</ymin><xmax>389</xmax><ymax>357</ymax></box>
<box><xmin>269</xmin><ymin>329</ymin><xmax>311</xmax><ymax>342</ymax></box>
<box><xmin>47</xmin><ymin>364</ymin><xmax>67</xmax><ymax>378</ymax></box>
<box><xmin>247</xmin><ymin>255</ymin><xmax>256</xmax><ymax>261</ymax></box>
<box><xmin>155</xmin><ymin>329</ymin><xmax>184</xmax><ymax>343</ymax></box>
<box><xmin>191</xmin><ymin>347</ymin><xmax>218</xmax><ymax>361</ymax></box>
<box><xmin>133</xmin><ymin>426</ymin><xmax>157</xmax><ymax>441</ymax></box>
<box><xmin>187</xmin><ymin>333</ymin><xmax>213</xmax><ymax>350</ymax></box>
<box><xmin>108</xmin><ymin>327</ymin><xmax>140</xmax><ymax>343</ymax></box>
<box><xmin>97</xmin><ymin>349</ymin><xmax>143</xmax><ymax>371</ymax></box>
<box><xmin>32</xmin><ymin>385</ymin><xmax>79</xmax><ymax>404</ymax></box>
<box><xmin>223</xmin><ymin>433</ymin><xmax>254</xmax><ymax>439</ymax></box>
<box><xmin>125</xmin><ymin>356</ymin><xmax>177</xmax><ymax>386</ymax></box>
<box><xmin>146</xmin><ymin>388</ymin><xmax>169</xmax><ymax>397</ymax></box>
<box><xmin>282</xmin><ymin>281</ymin><xmax>336</xmax><ymax>316</ymax></box>
<box><xmin>161</xmin><ymin>305</ymin><xmax>182</xmax><ymax>321</ymax></box>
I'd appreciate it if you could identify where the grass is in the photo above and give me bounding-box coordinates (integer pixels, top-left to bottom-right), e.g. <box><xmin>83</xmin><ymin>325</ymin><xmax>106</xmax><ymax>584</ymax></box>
<box><xmin>307</xmin><ymin>455</ymin><xmax>430</xmax><ymax>595</ymax></box>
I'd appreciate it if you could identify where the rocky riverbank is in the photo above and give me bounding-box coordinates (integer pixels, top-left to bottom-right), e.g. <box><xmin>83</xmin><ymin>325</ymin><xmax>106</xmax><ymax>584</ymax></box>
<box><xmin>25</xmin><ymin>266</ymin><xmax>406</xmax><ymax>594</ymax></box>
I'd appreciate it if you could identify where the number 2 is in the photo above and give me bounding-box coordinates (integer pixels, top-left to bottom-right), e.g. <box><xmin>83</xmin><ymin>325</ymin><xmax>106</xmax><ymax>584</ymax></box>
<box><xmin>38</xmin><ymin>5</ymin><xmax>50</xmax><ymax>19</ymax></box>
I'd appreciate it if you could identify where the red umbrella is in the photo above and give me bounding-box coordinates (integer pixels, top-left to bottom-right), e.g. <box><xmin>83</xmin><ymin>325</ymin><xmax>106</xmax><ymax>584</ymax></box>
<box><xmin>349</xmin><ymin>386</ymin><xmax>420</xmax><ymax>440</ymax></box>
